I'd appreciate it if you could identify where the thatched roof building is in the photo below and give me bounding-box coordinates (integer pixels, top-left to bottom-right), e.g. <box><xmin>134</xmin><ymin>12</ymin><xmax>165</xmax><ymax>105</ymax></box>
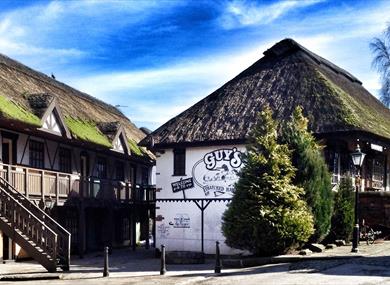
<box><xmin>141</xmin><ymin>38</ymin><xmax>390</xmax><ymax>148</ymax></box>
<box><xmin>0</xmin><ymin>53</ymin><xmax>152</xmax><ymax>160</ymax></box>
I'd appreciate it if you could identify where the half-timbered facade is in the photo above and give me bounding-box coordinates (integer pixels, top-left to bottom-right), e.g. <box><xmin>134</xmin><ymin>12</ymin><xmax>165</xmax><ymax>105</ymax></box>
<box><xmin>0</xmin><ymin>53</ymin><xmax>155</xmax><ymax>271</ymax></box>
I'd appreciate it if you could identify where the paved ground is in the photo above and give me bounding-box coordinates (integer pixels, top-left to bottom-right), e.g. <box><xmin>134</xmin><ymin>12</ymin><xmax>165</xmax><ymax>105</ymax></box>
<box><xmin>1</xmin><ymin>241</ymin><xmax>390</xmax><ymax>284</ymax></box>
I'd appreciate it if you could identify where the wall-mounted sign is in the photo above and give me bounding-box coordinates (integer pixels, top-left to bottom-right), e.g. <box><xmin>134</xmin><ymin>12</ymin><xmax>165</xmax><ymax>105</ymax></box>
<box><xmin>371</xmin><ymin>143</ymin><xmax>383</xmax><ymax>152</ymax></box>
<box><xmin>171</xmin><ymin>177</ymin><xmax>194</xmax><ymax>193</ymax></box>
<box><xmin>170</xmin><ymin>213</ymin><xmax>191</xmax><ymax>228</ymax></box>
<box><xmin>192</xmin><ymin>147</ymin><xmax>243</xmax><ymax>197</ymax></box>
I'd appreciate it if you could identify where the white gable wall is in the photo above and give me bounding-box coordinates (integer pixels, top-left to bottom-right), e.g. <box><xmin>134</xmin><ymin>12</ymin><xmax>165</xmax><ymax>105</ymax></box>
<box><xmin>155</xmin><ymin>144</ymin><xmax>247</xmax><ymax>255</ymax></box>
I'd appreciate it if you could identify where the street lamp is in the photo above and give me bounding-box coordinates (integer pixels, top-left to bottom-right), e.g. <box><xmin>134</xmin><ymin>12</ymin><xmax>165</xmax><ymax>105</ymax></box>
<box><xmin>350</xmin><ymin>144</ymin><xmax>366</xmax><ymax>253</ymax></box>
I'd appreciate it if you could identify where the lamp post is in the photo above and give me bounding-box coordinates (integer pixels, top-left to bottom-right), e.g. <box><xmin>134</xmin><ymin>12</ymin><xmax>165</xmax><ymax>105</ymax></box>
<box><xmin>350</xmin><ymin>144</ymin><xmax>366</xmax><ymax>253</ymax></box>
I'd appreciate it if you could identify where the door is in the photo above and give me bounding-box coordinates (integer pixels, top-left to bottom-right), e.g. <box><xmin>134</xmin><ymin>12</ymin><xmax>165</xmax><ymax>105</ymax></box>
<box><xmin>2</xmin><ymin>138</ymin><xmax>13</xmax><ymax>165</ymax></box>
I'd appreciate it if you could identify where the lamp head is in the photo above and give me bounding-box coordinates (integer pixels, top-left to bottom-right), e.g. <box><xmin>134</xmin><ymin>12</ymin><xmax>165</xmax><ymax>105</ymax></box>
<box><xmin>351</xmin><ymin>144</ymin><xmax>366</xmax><ymax>167</ymax></box>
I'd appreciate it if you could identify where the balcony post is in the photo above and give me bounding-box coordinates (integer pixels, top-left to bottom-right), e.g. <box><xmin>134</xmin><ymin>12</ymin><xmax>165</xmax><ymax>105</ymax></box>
<box><xmin>68</xmin><ymin>175</ymin><xmax>72</xmax><ymax>197</ymax></box>
<box><xmin>126</xmin><ymin>182</ymin><xmax>130</xmax><ymax>201</ymax></box>
<box><xmin>5</xmin><ymin>164</ymin><xmax>9</xmax><ymax>182</ymax></box>
<box><xmin>41</xmin><ymin>170</ymin><xmax>45</xmax><ymax>201</ymax></box>
<box><xmin>24</xmin><ymin>168</ymin><xmax>29</xmax><ymax>198</ymax></box>
<box><xmin>56</xmin><ymin>172</ymin><xmax>60</xmax><ymax>205</ymax></box>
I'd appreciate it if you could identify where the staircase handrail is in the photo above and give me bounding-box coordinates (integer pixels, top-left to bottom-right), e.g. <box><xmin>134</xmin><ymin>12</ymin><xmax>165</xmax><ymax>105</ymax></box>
<box><xmin>0</xmin><ymin>184</ymin><xmax>58</xmax><ymax>259</ymax></box>
<box><xmin>0</xmin><ymin>176</ymin><xmax>70</xmax><ymax>270</ymax></box>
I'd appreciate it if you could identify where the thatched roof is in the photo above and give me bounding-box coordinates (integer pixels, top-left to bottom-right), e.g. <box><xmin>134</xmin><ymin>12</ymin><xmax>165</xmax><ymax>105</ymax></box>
<box><xmin>0</xmin><ymin>53</ymin><xmax>152</xmax><ymax>160</ymax></box>
<box><xmin>97</xmin><ymin>121</ymin><xmax>121</xmax><ymax>141</ymax></box>
<box><xmin>141</xmin><ymin>38</ymin><xmax>390</xmax><ymax>147</ymax></box>
<box><xmin>27</xmin><ymin>93</ymin><xmax>54</xmax><ymax>118</ymax></box>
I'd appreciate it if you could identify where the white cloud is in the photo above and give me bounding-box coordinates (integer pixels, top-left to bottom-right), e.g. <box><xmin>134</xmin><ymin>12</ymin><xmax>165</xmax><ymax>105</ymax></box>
<box><xmin>0</xmin><ymin>37</ymin><xmax>86</xmax><ymax>58</ymax></box>
<box><xmin>0</xmin><ymin>0</ymin><xmax>175</xmax><ymax>62</ymax></box>
<box><xmin>220</xmin><ymin>0</ymin><xmax>323</xmax><ymax>29</ymax></box>
<box><xmin>64</xmin><ymin>40</ymin><xmax>275</xmax><ymax>127</ymax></box>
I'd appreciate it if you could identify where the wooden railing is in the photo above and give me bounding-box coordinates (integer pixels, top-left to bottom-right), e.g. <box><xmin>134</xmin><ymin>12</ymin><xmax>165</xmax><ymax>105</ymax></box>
<box><xmin>0</xmin><ymin>176</ymin><xmax>71</xmax><ymax>270</ymax></box>
<box><xmin>75</xmin><ymin>177</ymin><xmax>156</xmax><ymax>203</ymax></box>
<box><xmin>0</xmin><ymin>164</ymin><xmax>73</xmax><ymax>202</ymax></box>
<box><xmin>0</xmin><ymin>163</ymin><xmax>156</xmax><ymax>203</ymax></box>
<box><xmin>0</xmin><ymin>182</ymin><xmax>58</xmax><ymax>267</ymax></box>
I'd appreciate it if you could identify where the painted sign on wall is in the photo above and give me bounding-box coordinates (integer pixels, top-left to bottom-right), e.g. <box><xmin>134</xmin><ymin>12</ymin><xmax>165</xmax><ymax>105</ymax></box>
<box><xmin>170</xmin><ymin>213</ymin><xmax>191</xmax><ymax>228</ymax></box>
<box><xmin>157</xmin><ymin>223</ymin><xmax>170</xmax><ymax>239</ymax></box>
<box><xmin>192</xmin><ymin>148</ymin><xmax>243</xmax><ymax>197</ymax></box>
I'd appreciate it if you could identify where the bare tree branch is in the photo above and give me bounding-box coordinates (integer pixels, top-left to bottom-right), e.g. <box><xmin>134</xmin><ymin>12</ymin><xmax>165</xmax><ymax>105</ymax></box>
<box><xmin>370</xmin><ymin>26</ymin><xmax>390</xmax><ymax>108</ymax></box>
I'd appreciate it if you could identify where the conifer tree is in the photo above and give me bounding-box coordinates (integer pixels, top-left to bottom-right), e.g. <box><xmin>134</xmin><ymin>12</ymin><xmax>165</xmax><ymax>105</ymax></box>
<box><xmin>328</xmin><ymin>177</ymin><xmax>355</xmax><ymax>241</ymax></box>
<box><xmin>222</xmin><ymin>106</ymin><xmax>314</xmax><ymax>256</ymax></box>
<box><xmin>281</xmin><ymin>107</ymin><xmax>333</xmax><ymax>242</ymax></box>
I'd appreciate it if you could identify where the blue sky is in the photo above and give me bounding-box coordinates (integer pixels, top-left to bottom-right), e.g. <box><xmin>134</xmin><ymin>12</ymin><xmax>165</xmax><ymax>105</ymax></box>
<box><xmin>0</xmin><ymin>0</ymin><xmax>389</xmax><ymax>130</ymax></box>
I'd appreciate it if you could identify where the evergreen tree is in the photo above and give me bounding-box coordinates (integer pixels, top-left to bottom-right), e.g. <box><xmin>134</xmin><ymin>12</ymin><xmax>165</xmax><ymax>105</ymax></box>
<box><xmin>222</xmin><ymin>106</ymin><xmax>314</xmax><ymax>256</ymax></box>
<box><xmin>281</xmin><ymin>107</ymin><xmax>333</xmax><ymax>242</ymax></box>
<box><xmin>328</xmin><ymin>177</ymin><xmax>355</xmax><ymax>241</ymax></box>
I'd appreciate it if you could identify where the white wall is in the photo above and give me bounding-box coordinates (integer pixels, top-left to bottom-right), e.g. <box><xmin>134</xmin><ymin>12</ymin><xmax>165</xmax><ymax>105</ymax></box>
<box><xmin>155</xmin><ymin>144</ymin><xmax>247</xmax><ymax>255</ymax></box>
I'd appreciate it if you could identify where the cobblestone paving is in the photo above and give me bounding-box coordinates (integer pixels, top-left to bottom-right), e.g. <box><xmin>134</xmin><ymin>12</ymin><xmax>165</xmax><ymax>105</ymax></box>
<box><xmin>1</xmin><ymin>242</ymin><xmax>390</xmax><ymax>284</ymax></box>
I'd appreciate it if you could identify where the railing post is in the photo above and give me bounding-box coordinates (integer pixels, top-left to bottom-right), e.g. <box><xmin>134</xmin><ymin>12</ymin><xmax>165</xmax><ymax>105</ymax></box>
<box><xmin>103</xmin><ymin>246</ymin><xmax>109</xmax><ymax>277</ymax></box>
<box><xmin>56</xmin><ymin>173</ymin><xmax>60</xmax><ymax>205</ymax></box>
<box><xmin>215</xmin><ymin>241</ymin><xmax>222</xmax><ymax>274</ymax></box>
<box><xmin>51</xmin><ymin>235</ymin><xmax>58</xmax><ymax>273</ymax></box>
<box><xmin>25</xmin><ymin>168</ymin><xmax>29</xmax><ymax>198</ymax></box>
<box><xmin>160</xmin><ymin>244</ymin><xmax>166</xmax><ymax>275</ymax></box>
<box><xmin>5</xmin><ymin>164</ymin><xmax>9</xmax><ymax>182</ymax></box>
<box><xmin>126</xmin><ymin>182</ymin><xmax>130</xmax><ymax>201</ymax></box>
<box><xmin>41</xmin><ymin>170</ymin><xmax>45</xmax><ymax>202</ymax></box>
<box><xmin>79</xmin><ymin>176</ymin><xmax>84</xmax><ymax>199</ymax></box>
<box><xmin>68</xmin><ymin>175</ymin><xmax>72</xmax><ymax>196</ymax></box>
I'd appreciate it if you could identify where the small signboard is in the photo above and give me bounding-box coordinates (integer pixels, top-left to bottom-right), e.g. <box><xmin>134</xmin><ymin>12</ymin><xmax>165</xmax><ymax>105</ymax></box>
<box><xmin>171</xmin><ymin>177</ymin><xmax>194</xmax><ymax>193</ymax></box>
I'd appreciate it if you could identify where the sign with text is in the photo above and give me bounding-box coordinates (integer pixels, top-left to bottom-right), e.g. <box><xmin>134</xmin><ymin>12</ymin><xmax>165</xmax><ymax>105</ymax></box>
<box><xmin>171</xmin><ymin>177</ymin><xmax>194</xmax><ymax>193</ymax></box>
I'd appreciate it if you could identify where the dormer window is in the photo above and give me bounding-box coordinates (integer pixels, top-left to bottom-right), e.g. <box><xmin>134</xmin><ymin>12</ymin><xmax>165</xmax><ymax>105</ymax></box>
<box><xmin>28</xmin><ymin>94</ymin><xmax>71</xmax><ymax>138</ymax></box>
<box><xmin>113</xmin><ymin>135</ymin><xmax>125</xmax><ymax>153</ymax></box>
<box><xmin>42</xmin><ymin>110</ymin><xmax>62</xmax><ymax>134</ymax></box>
<box><xmin>97</xmin><ymin>122</ymin><xmax>130</xmax><ymax>154</ymax></box>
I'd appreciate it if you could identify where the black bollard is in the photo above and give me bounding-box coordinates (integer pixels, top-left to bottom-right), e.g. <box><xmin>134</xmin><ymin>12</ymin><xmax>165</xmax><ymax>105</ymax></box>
<box><xmin>160</xmin><ymin>244</ymin><xmax>167</xmax><ymax>275</ymax></box>
<box><xmin>215</xmin><ymin>241</ymin><xmax>222</xmax><ymax>274</ymax></box>
<box><xmin>103</xmin><ymin>246</ymin><xmax>109</xmax><ymax>277</ymax></box>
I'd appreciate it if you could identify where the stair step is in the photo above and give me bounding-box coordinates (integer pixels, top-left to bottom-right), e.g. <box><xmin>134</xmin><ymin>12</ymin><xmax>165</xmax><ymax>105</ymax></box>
<box><xmin>0</xmin><ymin>183</ymin><xmax>70</xmax><ymax>273</ymax></box>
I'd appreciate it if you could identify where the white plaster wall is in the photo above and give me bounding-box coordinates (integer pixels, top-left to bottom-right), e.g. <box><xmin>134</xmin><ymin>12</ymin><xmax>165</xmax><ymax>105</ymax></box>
<box><xmin>155</xmin><ymin>144</ymin><xmax>246</xmax><ymax>255</ymax></box>
<box><xmin>150</xmin><ymin>166</ymin><xmax>156</xmax><ymax>185</ymax></box>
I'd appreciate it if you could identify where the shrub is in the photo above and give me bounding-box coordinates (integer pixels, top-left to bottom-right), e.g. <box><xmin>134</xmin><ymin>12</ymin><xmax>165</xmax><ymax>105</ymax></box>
<box><xmin>281</xmin><ymin>107</ymin><xmax>333</xmax><ymax>242</ymax></box>
<box><xmin>222</xmin><ymin>106</ymin><xmax>314</xmax><ymax>256</ymax></box>
<box><xmin>328</xmin><ymin>177</ymin><xmax>355</xmax><ymax>241</ymax></box>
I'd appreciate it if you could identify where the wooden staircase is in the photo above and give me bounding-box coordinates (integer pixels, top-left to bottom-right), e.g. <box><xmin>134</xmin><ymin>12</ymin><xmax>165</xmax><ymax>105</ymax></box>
<box><xmin>0</xmin><ymin>177</ymin><xmax>70</xmax><ymax>272</ymax></box>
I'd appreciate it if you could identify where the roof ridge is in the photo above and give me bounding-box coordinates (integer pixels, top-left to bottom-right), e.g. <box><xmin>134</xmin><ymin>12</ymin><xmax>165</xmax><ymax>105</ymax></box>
<box><xmin>0</xmin><ymin>53</ymin><xmax>127</xmax><ymax>120</ymax></box>
<box><xmin>264</xmin><ymin>38</ymin><xmax>362</xmax><ymax>85</ymax></box>
<box><xmin>141</xmin><ymin>38</ymin><xmax>390</xmax><ymax>146</ymax></box>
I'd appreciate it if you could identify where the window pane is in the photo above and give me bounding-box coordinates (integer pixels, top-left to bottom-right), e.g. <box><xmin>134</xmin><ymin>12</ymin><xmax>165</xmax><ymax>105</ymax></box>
<box><xmin>59</xmin><ymin>147</ymin><xmax>72</xmax><ymax>173</ymax></box>
<box><xmin>173</xmin><ymin>149</ymin><xmax>185</xmax><ymax>175</ymax></box>
<box><xmin>97</xmin><ymin>157</ymin><xmax>107</xmax><ymax>179</ymax></box>
<box><xmin>29</xmin><ymin>140</ymin><xmax>44</xmax><ymax>169</ymax></box>
<box><xmin>115</xmin><ymin>161</ymin><xmax>125</xmax><ymax>181</ymax></box>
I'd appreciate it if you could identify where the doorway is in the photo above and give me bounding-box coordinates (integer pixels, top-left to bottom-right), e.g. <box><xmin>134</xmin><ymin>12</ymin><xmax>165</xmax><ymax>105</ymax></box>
<box><xmin>1</xmin><ymin>131</ymin><xmax>18</xmax><ymax>165</ymax></box>
<box><xmin>2</xmin><ymin>138</ymin><xmax>14</xmax><ymax>165</ymax></box>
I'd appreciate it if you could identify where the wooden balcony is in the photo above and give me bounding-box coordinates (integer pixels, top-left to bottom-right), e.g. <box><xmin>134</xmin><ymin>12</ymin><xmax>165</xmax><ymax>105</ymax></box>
<box><xmin>0</xmin><ymin>163</ymin><xmax>156</xmax><ymax>204</ymax></box>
